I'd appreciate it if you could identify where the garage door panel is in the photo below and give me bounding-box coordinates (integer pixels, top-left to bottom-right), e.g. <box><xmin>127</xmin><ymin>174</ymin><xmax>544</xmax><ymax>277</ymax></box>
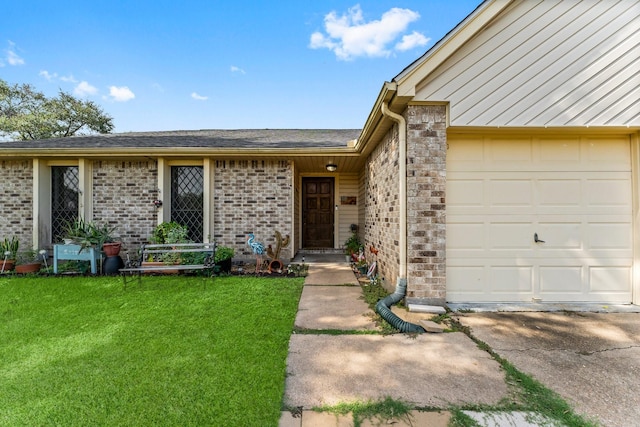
<box><xmin>490</xmin><ymin>180</ymin><xmax>533</xmax><ymax>207</ymax></box>
<box><xmin>490</xmin><ymin>266</ymin><xmax>533</xmax><ymax>293</ymax></box>
<box><xmin>488</xmin><ymin>138</ymin><xmax>533</xmax><ymax>164</ymax></box>
<box><xmin>539</xmin><ymin>266</ymin><xmax>583</xmax><ymax>294</ymax></box>
<box><xmin>446</xmin><ymin>135</ymin><xmax>632</xmax><ymax>303</ymax></box>
<box><xmin>447</xmin><ymin>179</ymin><xmax>484</xmax><ymax>208</ymax></box>
<box><xmin>447</xmin><ymin>262</ymin><xmax>534</xmax><ymax>302</ymax></box>
<box><xmin>489</xmin><ymin>223</ymin><xmax>532</xmax><ymax>250</ymax></box>
<box><xmin>588</xmin><ymin>222</ymin><xmax>632</xmax><ymax>251</ymax></box>
<box><xmin>586</xmin><ymin>137</ymin><xmax>630</xmax><ymax>169</ymax></box>
<box><xmin>538</xmin><ymin>179</ymin><xmax>581</xmax><ymax>207</ymax></box>
<box><xmin>539</xmin><ymin>138</ymin><xmax>580</xmax><ymax>163</ymax></box>
<box><xmin>589</xmin><ymin>266</ymin><xmax>631</xmax><ymax>294</ymax></box>
<box><xmin>447</xmin><ymin>222</ymin><xmax>484</xmax><ymax>250</ymax></box>
<box><xmin>535</xmin><ymin>221</ymin><xmax>582</xmax><ymax>250</ymax></box>
<box><xmin>447</xmin><ymin>265</ymin><xmax>484</xmax><ymax>294</ymax></box>
<box><xmin>586</xmin><ymin>178</ymin><xmax>632</xmax><ymax>208</ymax></box>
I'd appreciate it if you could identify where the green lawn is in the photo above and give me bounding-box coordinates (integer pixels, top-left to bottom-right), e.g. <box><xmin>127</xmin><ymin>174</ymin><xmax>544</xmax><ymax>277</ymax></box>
<box><xmin>0</xmin><ymin>275</ymin><xmax>304</xmax><ymax>426</ymax></box>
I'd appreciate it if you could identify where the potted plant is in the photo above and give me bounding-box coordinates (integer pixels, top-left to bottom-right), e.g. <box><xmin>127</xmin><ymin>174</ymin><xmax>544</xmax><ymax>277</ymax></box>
<box><xmin>0</xmin><ymin>236</ymin><xmax>19</xmax><ymax>272</ymax></box>
<box><xmin>355</xmin><ymin>259</ymin><xmax>368</xmax><ymax>275</ymax></box>
<box><xmin>344</xmin><ymin>232</ymin><xmax>361</xmax><ymax>262</ymax></box>
<box><xmin>143</xmin><ymin>222</ymin><xmax>190</xmax><ymax>271</ymax></box>
<box><xmin>15</xmin><ymin>249</ymin><xmax>42</xmax><ymax>274</ymax></box>
<box><xmin>62</xmin><ymin>219</ymin><xmax>117</xmax><ymax>253</ymax></box>
<box><xmin>150</xmin><ymin>221</ymin><xmax>189</xmax><ymax>245</ymax></box>
<box><xmin>214</xmin><ymin>246</ymin><xmax>235</xmax><ymax>273</ymax></box>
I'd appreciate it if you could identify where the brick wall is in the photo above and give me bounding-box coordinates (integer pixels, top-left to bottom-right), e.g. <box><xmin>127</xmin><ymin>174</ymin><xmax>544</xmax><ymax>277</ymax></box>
<box><xmin>214</xmin><ymin>160</ymin><xmax>293</xmax><ymax>260</ymax></box>
<box><xmin>92</xmin><ymin>161</ymin><xmax>158</xmax><ymax>254</ymax></box>
<box><xmin>0</xmin><ymin>161</ymin><xmax>33</xmax><ymax>250</ymax></box>
<box><xmin>364</xmin><ymin>127</ymin><xmax>401</xmax><ymax>290</ymax></box>
<box><xmin>405</xmin><ymin>105</ymin><xmax>447</xmax><ymax>306</ymax></box>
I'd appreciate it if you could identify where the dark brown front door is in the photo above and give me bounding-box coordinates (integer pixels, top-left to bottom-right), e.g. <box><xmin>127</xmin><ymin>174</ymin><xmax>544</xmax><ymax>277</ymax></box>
<box><xmin>302</xmin><ymin>177</ymin><xmax>334</xmax><ymax>248</ymax></box>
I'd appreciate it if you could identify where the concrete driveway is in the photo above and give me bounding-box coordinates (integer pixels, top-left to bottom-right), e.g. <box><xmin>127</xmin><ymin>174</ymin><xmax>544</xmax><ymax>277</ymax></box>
<box><xmin>455</xmin><ymin>312</ymin><xmax>640</xmax><ymax>427</ymax></box>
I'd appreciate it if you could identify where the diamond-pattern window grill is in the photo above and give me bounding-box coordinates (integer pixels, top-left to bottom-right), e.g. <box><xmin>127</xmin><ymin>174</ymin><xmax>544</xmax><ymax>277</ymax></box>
<box><xmin>171</xmin><ymin>166</ymin><xmax>204</xmax><ymax>242</ymax></box>
<box><xmin>51</xmin><ymin>166</ymin><xmax>79</xmax><ymax>242</ymax></box>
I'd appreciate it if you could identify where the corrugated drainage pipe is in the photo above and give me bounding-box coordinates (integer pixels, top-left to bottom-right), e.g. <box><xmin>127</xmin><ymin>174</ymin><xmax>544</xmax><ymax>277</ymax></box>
<box><xmin>375</xmin><ymin>281</ymin><xmax>426</xmax><ymax>333</ymax></box>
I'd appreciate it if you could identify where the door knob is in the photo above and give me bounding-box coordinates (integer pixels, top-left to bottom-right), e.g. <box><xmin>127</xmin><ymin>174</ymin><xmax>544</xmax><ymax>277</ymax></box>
<box><xmin>534</xmin><ymin>233</ymin><xmax>545</xmax><ymax>243</ymax></box>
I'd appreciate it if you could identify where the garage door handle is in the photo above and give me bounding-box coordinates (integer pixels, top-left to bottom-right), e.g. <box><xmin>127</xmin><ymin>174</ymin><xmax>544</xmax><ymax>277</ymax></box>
<box><xmin>534</xmin><ymin>233</ymin><xmax>545</xmax><ymax>243</ymax></box>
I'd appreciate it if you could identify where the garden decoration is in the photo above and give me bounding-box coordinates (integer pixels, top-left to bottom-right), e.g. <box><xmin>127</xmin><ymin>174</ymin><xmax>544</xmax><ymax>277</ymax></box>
<box><xmin>2</xmin><ymin>250</ymin><xmax>12</xmax><ymax>273</ymax></box>
<box><xmin>246</xmin><ymin>233</ymin><xmax>265</xmax><ymax>273</ymax></box>
<box><xmin>40</xmin><ymin>249</ymin><xmax>49</xmax><ymax>273</ymax></box>
<box><xmin>266</xmin><ymin>230</ymin><xmax>289</xmax><ymax>273</ymax></box>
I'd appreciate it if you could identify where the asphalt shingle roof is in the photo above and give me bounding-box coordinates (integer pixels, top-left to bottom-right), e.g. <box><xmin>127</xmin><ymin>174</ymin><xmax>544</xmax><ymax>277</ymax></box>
<box><xmin>0</xmin><ymin>129</ymin><xmax>361</xmax><ymax>150</ymax></box>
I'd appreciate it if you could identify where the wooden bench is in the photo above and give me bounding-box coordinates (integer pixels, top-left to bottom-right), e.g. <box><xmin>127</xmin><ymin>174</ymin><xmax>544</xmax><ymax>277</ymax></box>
<box><xmin>120</xmin><ymin>242</ymin><xmax>216</xmax><ymax>287</ymax></box>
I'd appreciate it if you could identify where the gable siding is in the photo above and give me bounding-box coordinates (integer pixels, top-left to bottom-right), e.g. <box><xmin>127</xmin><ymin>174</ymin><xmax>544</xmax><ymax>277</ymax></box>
<box><xmin>414</xmin><ymin>0</ymin><xmax>640</xmax><ymax>127</ymax></box>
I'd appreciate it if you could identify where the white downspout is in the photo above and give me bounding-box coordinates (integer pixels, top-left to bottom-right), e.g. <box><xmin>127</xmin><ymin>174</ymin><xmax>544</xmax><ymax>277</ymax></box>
<box><xmin>381</xmin><ymin>102</ymin><xmax>407</xmax><ymax>282</ymax></box>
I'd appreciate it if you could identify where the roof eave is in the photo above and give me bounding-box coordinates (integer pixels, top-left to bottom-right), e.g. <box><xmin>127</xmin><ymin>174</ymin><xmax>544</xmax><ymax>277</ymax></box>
<box><xmin>0</xmin><ymin>146</ymin><xmax>360</xmax><ymax>160</ymax></box>
<box><xmin>356</xmin><ymin>0</ymin><xmax>512</xmax><ymax>150</ymax></box>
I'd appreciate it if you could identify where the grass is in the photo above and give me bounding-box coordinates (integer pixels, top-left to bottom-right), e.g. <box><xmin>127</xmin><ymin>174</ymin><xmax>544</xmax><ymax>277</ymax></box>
<box><xmin>0</xmin><ymin>274</ymin><xmax>304</xmax><ymax>426</ymax></box>
<box><xmin>360</xmin><ymin>279</ymin><xmax>398</xmax><ymax>334</ymax></box>
<box><xmin>317</xmin><ymin>396</ymin><xmax>413</xmax><ymax>427</ymax></box>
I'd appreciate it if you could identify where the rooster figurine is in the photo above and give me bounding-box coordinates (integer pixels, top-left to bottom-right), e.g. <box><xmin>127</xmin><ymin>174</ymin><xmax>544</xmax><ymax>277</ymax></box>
<box><xmin>246</xmin><ymin>233</ymin><xmax>265</xmax><ymax>273</ymax></box>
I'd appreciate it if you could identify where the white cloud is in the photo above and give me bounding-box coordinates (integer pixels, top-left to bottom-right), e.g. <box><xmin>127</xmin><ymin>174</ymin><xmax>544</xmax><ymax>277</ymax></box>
<box><xmin>109</xmin><ymin>86</ymin><xmax>135</xmax><ymax>102</ymax></box>
<box><xmin>40</xmin><ymin>70</ymin><xmax>77</xmax><ymax>83</ymax></box>
<box><xmin>395</xmin><ymin>31</ymin><xmax>430</xmax><ymax>51</ymax></box>
<box><xmin>39</xmin><ymin>70</ymin><xmax>57</xmax><ymax>81</ymax></box>
<box><xmin>191</xmin><ymin>92</ymin><xmax>208</xmax><ymax>101</ymax></box>
<box><xmin>309</xmin><ymin>5</ymin><xmax>426</xmax><ymax>60</ymax></box>
<box><xmin>4</xmin><ymin>41</ymin><xmax>25</xmax><ymax>66</ymax></box>
<box><xmin>230</xmin><ymin>65</ymin><xmax>246</xmax><ymax>74</ymax></box>
<box><xmin>60</xmin><ymin>74</ymin><xmax>77</xmax><ymax>83</ymax></box>
<box><xmin>74</xmin><ymin>81</ymin><xmax>98</xmax><ymax>97</ymax></box>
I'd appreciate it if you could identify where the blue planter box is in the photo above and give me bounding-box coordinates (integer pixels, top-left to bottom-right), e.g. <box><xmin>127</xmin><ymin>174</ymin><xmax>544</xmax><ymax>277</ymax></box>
<box><xmin>53</xmin><ymin>244</ymin><xmax>100</xmax><ymax>274</ymax></box>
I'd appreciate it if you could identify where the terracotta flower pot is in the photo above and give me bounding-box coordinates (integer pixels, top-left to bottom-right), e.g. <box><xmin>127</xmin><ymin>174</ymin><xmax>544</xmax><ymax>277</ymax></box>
<box><xmin>15</xmin><ymin>263</ymin><xmax>41</xmax><ymax>274</ymax></box>
<box><xmin>1</xmin><ymin>259</ymin><xmax>15</xmax><ymax>272</ymax></box>
<box><xmin>103</xmin><ymin>242</ymin><xmax>121</xmax><ymax>257</ymax></box>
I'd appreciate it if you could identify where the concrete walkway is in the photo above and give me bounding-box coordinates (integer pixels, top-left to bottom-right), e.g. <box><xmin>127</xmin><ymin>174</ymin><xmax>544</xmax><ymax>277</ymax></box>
<box><xmin>279</xmin><ymin>260</ymin><xmax>558</xmax><ymax>427</ymax></box>
<box><xmin>280</xmin><ymin>257</ymin><xmax>640</xmax><ymax>426</ymax></box>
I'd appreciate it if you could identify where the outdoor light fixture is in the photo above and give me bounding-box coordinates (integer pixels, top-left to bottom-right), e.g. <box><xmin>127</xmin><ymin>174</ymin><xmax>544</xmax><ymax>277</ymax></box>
<box><xmin>326</xmin><ymin>163</ymin><xmax>337</xmax><ymax>172</ymax></box>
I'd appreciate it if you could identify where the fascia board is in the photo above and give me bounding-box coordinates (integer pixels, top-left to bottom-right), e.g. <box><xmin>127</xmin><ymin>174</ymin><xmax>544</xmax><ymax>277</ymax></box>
<box><xmin>0</xmin><ymin>146</ymin><xmax>359</xmax><ymax>159</ymax></box>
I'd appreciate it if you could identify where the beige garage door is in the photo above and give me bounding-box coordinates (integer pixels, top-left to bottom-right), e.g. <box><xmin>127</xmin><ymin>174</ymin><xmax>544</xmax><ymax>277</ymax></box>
<box><xmin>446</xmin><ymin>135</ymin><xmax>633</xmax><ymax>303</ymax></box>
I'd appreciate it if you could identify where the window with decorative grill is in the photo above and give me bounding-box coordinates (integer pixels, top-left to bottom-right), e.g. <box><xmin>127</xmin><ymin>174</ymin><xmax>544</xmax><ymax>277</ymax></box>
<box><xmin>171</xmin><ymin>166</ymin><xmax>204</xmax><ymax>242</ymax></box>
<box><xmin>51</xmin><ymin>166</ymin><xmax>79</xmax><ymax>242</ymax></box>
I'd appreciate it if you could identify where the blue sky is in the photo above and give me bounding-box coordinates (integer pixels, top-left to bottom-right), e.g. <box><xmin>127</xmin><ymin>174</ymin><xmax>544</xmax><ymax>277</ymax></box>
<box><xmin>2</xmin><ymin>1</ymin><xmax>480</xmax><ymax>133</ymax></box>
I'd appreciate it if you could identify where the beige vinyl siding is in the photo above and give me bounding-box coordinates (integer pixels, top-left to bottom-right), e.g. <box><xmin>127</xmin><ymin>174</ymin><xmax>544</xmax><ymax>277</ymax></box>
<box><xmin>336</xmin><ymin>173</ymin><xmax>359</xmax><ymax>248</ymax></box>
<box><xmin>414</xmin><ymin>0</ymin><xmax>640</xmax><ymax>128</ymax></box>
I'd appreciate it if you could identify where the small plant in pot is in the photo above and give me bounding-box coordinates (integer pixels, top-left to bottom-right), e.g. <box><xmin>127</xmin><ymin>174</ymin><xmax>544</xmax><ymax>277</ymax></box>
<box><xmin>344</xmin><ymin>232</ymin><xmax>361</xmax><ymax>262</ymax></box>
<box><xmin>0</xmin><ymin>236</ymin><xmax>19</xmax><ymax>272</ymax></box>
<box><xmin>144</xmin><ymin>222</ymin><xmax>190</xmax><ymax>271</ymax></box>
<box><xmin>214</xmin><ymin>246</ymin><xmax>234</xmax><ymax>273</ymax></box>
<box><xmin>15</xmin><ymin>249</ymin><xmax>42</xmax><ymax>274</ymax></box>
<box><xmin>62</xmin><ymin>219</ymin><xmax>118</xmax><ymax>253</ymax></box>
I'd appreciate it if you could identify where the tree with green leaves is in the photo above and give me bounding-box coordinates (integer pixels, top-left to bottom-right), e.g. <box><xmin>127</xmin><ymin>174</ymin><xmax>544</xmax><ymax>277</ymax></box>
<box><xmin>0</xmin><ymin>78</ymin><xmax>114</xmax><ymax>141</ymax></box>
